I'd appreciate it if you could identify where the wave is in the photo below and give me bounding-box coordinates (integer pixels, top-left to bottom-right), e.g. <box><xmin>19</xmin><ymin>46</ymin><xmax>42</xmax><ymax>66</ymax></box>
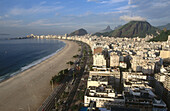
<box><xmin>0</xmin><ymin>45</ymin><xmax>65</xmax><ymax>83</ymax></box>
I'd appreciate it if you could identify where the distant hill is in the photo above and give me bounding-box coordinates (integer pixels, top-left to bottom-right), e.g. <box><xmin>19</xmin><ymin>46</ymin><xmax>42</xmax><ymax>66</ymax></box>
<box><xmin>157</xmin><ymin>23</ymin><xmax>170</xmax><ymax>30</ymax></box>
<box><xmin>0</xmin><ymin>34</ymin><xmax>10</xmax><ymax>35</ymax></box>
<box><xmin>92</xmin><ymin>26</ymin><xmax>112</xmax><ymax>36</ymax></box>
<box><xmin>149</xmin><ymin>30</ymin><xmax>170</xmax><ymax>42</ymax></box>
<box><xmin>93</xmin><ymin>21</ymin><xmax>160</xmax><ymax>38</ymax></box>
<box><xmin>100</xmin><ymin>25</ymin><xmax>112</xmax><ymax>33</ymax></box>
<box><xmin>69</xmin><ymin>28</ymin><xmax>88</xmax><ymax>36</ymax></box>
<box><xmin>92</xmin><ymin>32</ymin><xmax>110</xmax><ymax>37</ymax></box>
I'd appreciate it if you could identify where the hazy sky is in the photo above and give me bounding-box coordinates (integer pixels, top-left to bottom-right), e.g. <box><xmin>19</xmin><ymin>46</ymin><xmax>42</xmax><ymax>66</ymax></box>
<box><xmin>0</xmin><ymin>0</ymin><xmax>170</xmax><ymax>35</ymax></box>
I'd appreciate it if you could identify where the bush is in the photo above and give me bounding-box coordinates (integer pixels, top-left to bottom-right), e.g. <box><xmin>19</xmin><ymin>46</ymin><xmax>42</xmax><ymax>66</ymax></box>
<box><xmin>77</xmin><ymin>91</ymin><xmax>84</xmax><ymax>101</ymax></box>
<box><xmin>73</xmin><ymin>54</ymin><xmax>79</xmax><ymax>58</ymax></box>
<box><xmin>51</xmin><ymin>75</ymin><xmax>63</xmax><ymax>84</ymax></box>
<box><xmin>71</xmin><ymin>105</ymin><xmax>79</xmax><ymax>110</ymax></box>
<box><xmin>50</xmin><ymin>69</ymin><xmax>69</xmax><ymax>84</ymax></box>
<box><xmin>67</xmin><ymin>61</ymin><xmax>74</xmax><ymax>65</ymax></box>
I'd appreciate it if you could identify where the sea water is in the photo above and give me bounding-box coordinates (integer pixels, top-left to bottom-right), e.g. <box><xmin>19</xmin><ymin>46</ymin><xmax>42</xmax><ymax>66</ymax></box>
<box><xmin>0</xmin><ymin>37</ymin><xmax>65</xmax><ymax>82</ymax></box>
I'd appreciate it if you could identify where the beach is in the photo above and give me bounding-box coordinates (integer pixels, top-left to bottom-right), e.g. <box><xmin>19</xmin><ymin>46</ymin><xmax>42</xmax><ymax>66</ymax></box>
<box><xmin>0</xmin><ymin>40</ymin><xmax>80</xmax><ymax>111</ymax></box>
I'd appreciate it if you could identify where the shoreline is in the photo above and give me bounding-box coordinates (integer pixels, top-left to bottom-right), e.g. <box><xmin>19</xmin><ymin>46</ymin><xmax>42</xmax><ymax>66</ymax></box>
<box><xmin>0</xmin><ymin>40</ymin><xmax>66</xmax><ymax>83</ymax></box>
<box><xmin>0</xmin><ymin>40</ymin><xmax>80</xmax><ymax>111</ymax></box>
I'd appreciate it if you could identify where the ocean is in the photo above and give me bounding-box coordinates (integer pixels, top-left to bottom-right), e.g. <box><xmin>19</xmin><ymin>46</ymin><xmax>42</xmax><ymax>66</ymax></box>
<box><xmin>0</xmin><ymin>35</ymin><xmax>65</xmax><ymax>82</ymax></box>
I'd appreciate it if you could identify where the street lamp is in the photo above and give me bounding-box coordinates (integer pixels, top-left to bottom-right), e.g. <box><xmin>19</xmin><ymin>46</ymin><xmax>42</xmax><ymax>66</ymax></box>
<box><xmin>55</xmin><ymin>98</ymin><xmax>57</xmax><ymax>109</ymax></box>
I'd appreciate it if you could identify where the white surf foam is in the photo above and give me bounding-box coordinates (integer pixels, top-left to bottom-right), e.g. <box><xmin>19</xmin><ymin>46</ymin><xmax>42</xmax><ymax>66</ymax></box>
<box><xmin>0</xmin><ymin>43</ymin><xmax>65</xmax><ymax>82</ymax></box>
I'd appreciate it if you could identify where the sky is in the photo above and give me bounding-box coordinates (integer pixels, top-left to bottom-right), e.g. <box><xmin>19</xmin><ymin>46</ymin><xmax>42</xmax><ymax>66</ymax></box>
<box><xmin>0</xmin><ymin>0</ymin><xmax>170</xmax><ymax>36</ymax></box>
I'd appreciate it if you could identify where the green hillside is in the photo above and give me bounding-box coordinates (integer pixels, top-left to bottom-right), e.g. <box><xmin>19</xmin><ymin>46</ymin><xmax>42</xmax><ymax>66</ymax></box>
<box><xmin>69</xmin><ymin>28</ymin><xmax>88</xmax><ymax>36</ymax></box>
<box><xmin>149</xmin><ymin>30</ymin><xmax>170</xmax><ymax>42</ymax></box>
<box><xmin>93</xmin><ymin>21</ymin><xmax>160</xmax><ymax>38</ymax></box>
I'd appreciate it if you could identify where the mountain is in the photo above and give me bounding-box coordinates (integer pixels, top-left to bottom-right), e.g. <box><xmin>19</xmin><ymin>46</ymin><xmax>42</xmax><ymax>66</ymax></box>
<box><xmin>149</xmin><ymin>30</ymin><xmax>170</xmax><ymax>42</ymax></box>
<box><xmin>114</xmin><ymin>25</ymin><xmax>122</xmax><ymax>30</ymax></box>
<box><xmin>69</xmin><ymin>28</ymin><xmax>88</xmax><ymax>36</ymax></box>
<box><xmin>157</xmin><ymin>23</ymin><xmax>170</xmax><ymax>30</ymax></box>
<box><xmin>94</xmin><ymin>21</ymin><xmax>160</xmax><ymax>38</ymax></box>
<box><xmin>92</xmin><ymin>32</ymin><xmax>110</xmax><ymax>37</ymax></box>
<box><xmin>0</xmin><ymin>34</ymin><xmax>10</xmax><ymax>35</ymax></box>
<box><xmin>92</xmin><ymin>26</ymin><xmax>112</xmax><ymax>36</ymax></box>
<box><xmin>100</xmin><ymin>25</ymin><xmax>112</xmax><ymax>33</ymax></box>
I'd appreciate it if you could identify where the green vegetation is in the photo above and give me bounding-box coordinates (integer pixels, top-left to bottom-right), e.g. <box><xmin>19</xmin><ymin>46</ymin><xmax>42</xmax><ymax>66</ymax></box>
<box><xmin>92</xmin><ymin>32</ymin><xmax>110</xmax><ymax>37</ymax></box>
<box><xmin>71</xmin><ymin>105</ymin><xmax>79</xmax><ymax>110</ymax></box>
<box><xmin>50</xmin><ymin>68</ymin><xmax>69</xmax><ymax>84</ymax></box>
<box><xmin>69</xmin><ymin>28</ymin><xmax>88</xmax><ymax>36</ymax></box>
<box><xmin>77</xmin><ymin>90</ymin><xmax>85</xmax><ymax>101</ymax></box>
<box><xmin>50</xmin><ymin>75</ymin><xmax>63</xmax><ymax>84</ymax></box>
<box><xmin>55</xmin><ymin>102</ymin><xmax>60</xmax><ymax>110</ymax></box>
<box><xmin>93</xmin><ymin>21</ymin><xmax>160</xmax><ymax>38</ymax></box>
<box><xmin>83</xmin><ymin>48</ymin><xmax>87</xmax><ymax>56</ymax></box>
<box><xmin>62</xmin><ymin>91</ymin><xmax>69</xmax><ymax>99</ymax></box>
<box><xmin>66</xmin><ymin>61</ymin><xmax>74</xmax><ymax>65</ymax></box>
<box><xmin>149</xmin><ymin>30</ymin><xmax>170</xmax><ymax>42</ymax></box>
<box><xmin>73</xmin><ymin>54</ymin><xmax>79</xmax><ymax>58</ymax></box>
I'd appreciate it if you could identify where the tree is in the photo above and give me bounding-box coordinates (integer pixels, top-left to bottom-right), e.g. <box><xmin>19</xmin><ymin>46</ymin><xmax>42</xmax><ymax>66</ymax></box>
<box><xmin>67</xmin><ymin>61</ymin><xmax>74</xmax><ymax>65</ymax></box>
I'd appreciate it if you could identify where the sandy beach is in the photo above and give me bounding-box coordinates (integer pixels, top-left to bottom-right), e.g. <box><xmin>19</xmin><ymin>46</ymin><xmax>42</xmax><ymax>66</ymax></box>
<box><xmin>0</xmin><ymin>40</ymin><xmax>80</xmax><ymax>111</ymax></box>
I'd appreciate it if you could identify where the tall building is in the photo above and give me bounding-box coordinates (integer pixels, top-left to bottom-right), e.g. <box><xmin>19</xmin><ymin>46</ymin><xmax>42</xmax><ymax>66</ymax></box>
<box><xmin>155</xmin><ymin>73</ymin><xmax>170</xmax><ymax>91</ymax></box>
<box><xmin>93</xmin><ymin>54</ymin><xmax>106</xmax><ymax>67</ymax></box>
<box><xmin>110</xmin><ymin>52</ymin><xmax>119</xmax><ymax>67</ymax></box>
<box><xmin>154</xmin><ymin>73</ymin><xmax>170</xmax><ymax>109</ymax></box>
<box><xmin>131</xmin><ymin>55</ymin><xmax>142</xmax><ymax>72</ymax></box>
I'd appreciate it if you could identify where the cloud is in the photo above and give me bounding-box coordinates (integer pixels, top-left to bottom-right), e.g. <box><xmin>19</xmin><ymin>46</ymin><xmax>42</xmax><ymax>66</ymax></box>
<box><xmin>40</xmin><ymin>1</ymin><xmax>47</xmax><ymax>5</ymax></box>
<box><xmin>0</xmin><ymin>20</ymin><xmax>23</xmax><ymax>27</ymax></box>
<box><xmin>9</xmin><ymin>6</ymin><xmax>63</xmax><ymax>15</ymax></box>
<box><xmin>96</xmin><ymin>10</ymin><xmax>129</xmax><ymax>15</ymax></box>
<box><xmin>151</xmin><ymin>1</ymin><xmax>170</xmax><ymax>7</ymax></box>
<box><xmin>87</xmin><ymin>0</ymin><xmax>126</xmax><ymax>4</ymax></box>
<box><xmin>0</xmin><ymin>14</ymin><xmax>9</xmax><ymax>19</ymax></box>
<box><xmin>128</xmin><ymin>0</ymin><xmax>132</xmax><ymax>5</ymax></box>
<box><xmin>27</xmin><ymin>19</ymin><xmax>74</xmax><ymax>27</ymax></box>
<box><xmin>120</xmin><ymin>15</ymin><xmax>146</xmax><ymax>21</ymax></box>
<box><xmin>116</xmin><ymin>5</ymin><xmax>137</xmax><ymax>11</ymax></box>
<box><xmin>128</xmin><ymin>0</ymin><xmax>170</xmax><ymax>20</ymax></box>
<box><xmin>87</xmin><ymin>0</ymin><xmax>97</xmax><ymax>2</ymax></box>
<box><xmin>9</xmin><ymin>1</ymin><xmax>63</xmax><ymax>16</ymax></box>
<box><xmin>4</xmin><ymin>14</ymin><xmax>9</xmax><ymax>18</ymax></box>
<box><xmin>55</xmin><ymin>13</ymin><xmax>60</xmax><ymax>16</ymax></box>
<box><xmin>100</xmin><ymin>0</ymin><xmax>126</xmax><ymax>4</ymax></box>
<box><xmin>27</xmin><ymin>19</ymin><xmax>47</xmax><ymax>26</ymax></box>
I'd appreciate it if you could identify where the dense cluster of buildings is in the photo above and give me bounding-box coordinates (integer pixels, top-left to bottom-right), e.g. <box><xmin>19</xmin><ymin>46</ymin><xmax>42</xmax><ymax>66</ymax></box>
<box><xmin>30</xmin><ymin>34</ymin><xmax>170</xmax><ymax>111</ymax></box>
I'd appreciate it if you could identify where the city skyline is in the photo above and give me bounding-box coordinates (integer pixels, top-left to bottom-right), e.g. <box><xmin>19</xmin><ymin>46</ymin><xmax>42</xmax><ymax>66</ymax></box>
<box><xmin>0</xmin><ymin>0</ymin><xmax>170</xmax><ymax>35</ymax></box>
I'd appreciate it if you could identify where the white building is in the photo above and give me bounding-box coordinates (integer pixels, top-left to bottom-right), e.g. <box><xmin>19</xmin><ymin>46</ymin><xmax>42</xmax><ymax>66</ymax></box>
<box><xmin>93</xmin><ymin>54</ymin><xmax>106</xmax><ymax>67</ymax></box>
<box><xmin>84</xmin><ymin>70</ymin><xmax>124</xmax><ymax>107</ymax></box>
<box><xmin>84</xmin><ymin>85</ymin><xmax>124</xmax><ymax>107</ymax></box>
<box><xmin>142</xmin><ymin>63</ymin><xmax>155</xmax><ymax>74</ymax></box>
<box><xmin>123</xmin><ymin>72</ymin><xmax>148</xmax><ymax>88</ymax></box>
<box><xmin>110</xmin><ymin>52</ymin><xmax>119</xmax><ymax>67</ymax></box>
<box><xmin>131</xmin><ymin>55</ymin><xmax>142</xmax><ymax>72</ymax></box>
<box><xmin>119</xmin><ymin>62</ymin><xmax>127</xmax><ymax>68</ymax></box>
